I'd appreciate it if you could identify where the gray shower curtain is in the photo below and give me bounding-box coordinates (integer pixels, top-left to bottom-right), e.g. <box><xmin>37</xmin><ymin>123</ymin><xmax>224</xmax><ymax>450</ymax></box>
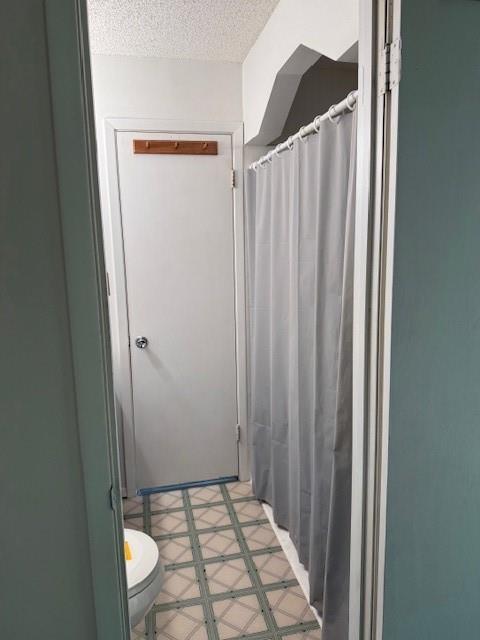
<box><xmin>246</xmin><ymin>110</ymin><xmax>356</xmax><ymax>639</ymax></box>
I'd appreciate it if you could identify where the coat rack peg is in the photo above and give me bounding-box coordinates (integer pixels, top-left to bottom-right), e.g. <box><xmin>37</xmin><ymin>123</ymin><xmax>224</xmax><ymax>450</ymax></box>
<box><xmin>133</xmin><ymin>140</ymin><xmax>218</xmax><ymax>155</ymax></box>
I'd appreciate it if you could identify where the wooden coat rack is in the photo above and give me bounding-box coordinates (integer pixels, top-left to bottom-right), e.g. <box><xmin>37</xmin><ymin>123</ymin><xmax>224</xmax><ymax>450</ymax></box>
<box><xmin>133</xmin><ymin>140</ymin><xmax>218</xmax><ymax>155</ymax></box>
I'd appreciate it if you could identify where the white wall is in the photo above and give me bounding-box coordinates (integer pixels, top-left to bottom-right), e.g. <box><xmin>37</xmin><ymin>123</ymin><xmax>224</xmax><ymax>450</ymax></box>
<box><xmin>242</xmin><ymin>0</ymin><xmax>358</xmax><ymax>143</ymax></box>
<box><xmin>91</xmin><ymin>54</ymin><xmax>242</xmax><ymax>248</ymax></box>
<box><xmin>244</xmin><ymin>144</ymin><xmax>272</xmax><ymax>169</ymax></box>
<box><xmin>91</xmin><ymin>54</ymin><xmax>242</xmax><ymax>123</ymax></box>
<box><xmin>90</xmin><ymin>54</ymin><xmax>242</xmax><ymax>490</ymax></box>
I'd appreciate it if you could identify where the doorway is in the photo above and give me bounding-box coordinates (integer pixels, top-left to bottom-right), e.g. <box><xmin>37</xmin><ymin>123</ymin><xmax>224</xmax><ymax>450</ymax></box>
<box><xmin>4</xmin><ymin>0</ymin><xmax>401</xmax><ymax>639</ymax></box>
<box><xmin>110</xmin><ymin>128</ymin><xmax>244</xmax><ymax>490</ymax></box>
<box><xmin>85</xmin><ymin>0</ymin><xmax>391</xmax><ymax>638</ymax></box>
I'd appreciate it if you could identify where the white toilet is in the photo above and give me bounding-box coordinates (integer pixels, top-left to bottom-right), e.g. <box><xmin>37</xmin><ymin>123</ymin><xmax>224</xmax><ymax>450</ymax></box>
<box><xmin>124</xmin><ymin>528</ymin><xmax>164</xmax><ymax>628</ymax></box>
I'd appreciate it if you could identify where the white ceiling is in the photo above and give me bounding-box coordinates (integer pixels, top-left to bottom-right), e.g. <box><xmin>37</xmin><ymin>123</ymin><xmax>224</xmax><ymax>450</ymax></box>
<box><xmin>87</xmin><ymin>0</ymin><xmax>279</xmax><ymax>62</ymax></box>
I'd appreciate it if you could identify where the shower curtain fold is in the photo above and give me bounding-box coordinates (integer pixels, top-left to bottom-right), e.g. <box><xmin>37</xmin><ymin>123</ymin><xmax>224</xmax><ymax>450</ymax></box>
<box><xmin>246</xmin><ymin>110</ymin><xmax>356</xmax><ymax>640</ymax></box>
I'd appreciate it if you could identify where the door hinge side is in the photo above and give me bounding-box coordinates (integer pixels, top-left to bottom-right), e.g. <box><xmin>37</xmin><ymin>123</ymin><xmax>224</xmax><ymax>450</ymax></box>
<box><xmin>236</xmin><ymin>424</ymin><xmax>241</xmax><ymax>443</ymax></box>
<box><xmin>231</xmin><ymin>169</ymin><xmax>236</xmax><ymax>189</ymax></box>
<box><xmin>109</xmin><ymin>484</ymin><xmax>120</xmax><ymax>512</ymax></box>
<box><xmin>379</xmin><ymin>38</ymin><xmax>402</xmax><ymax>95</ymax></box>
<box><xmin>390</xmin><ymin>38</ymin><xmax>402</xmax><ymax>90</ymax></box>
<box><xmin>379</xmin><ymin>43</ymin><xmax>390</xmax><ymax>95</ymax></box>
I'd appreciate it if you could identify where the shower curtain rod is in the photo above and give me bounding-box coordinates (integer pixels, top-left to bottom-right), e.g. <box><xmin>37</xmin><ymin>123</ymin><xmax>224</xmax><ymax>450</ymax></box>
<box><xmin>249</xmin><ymin>90</ymin><xmax>358</xmax><ymax>171</ymax></box>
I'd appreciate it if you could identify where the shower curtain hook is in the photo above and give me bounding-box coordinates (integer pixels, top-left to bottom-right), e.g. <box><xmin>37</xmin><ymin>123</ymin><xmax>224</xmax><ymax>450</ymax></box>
<box><xmin>328</xmin><ymin>105</ymin><xmax>340</xmax><ymax>123</ymax></box>
<box><xmin>346</xmin><ymin>91</ymin><xmax>357</xmax><ymax>111</ymax></box>
<box><xmin>313</xmin><ymin>115</ymin><xmax>322</xmax><ymax>133</ymax></box>
<box><xmin>274</xmin><ymin>144</ymin><xmax>283</xmax><ymax>158</ymax></box>
<box><xmin>286</xmin><ymin>136</ymin><xmax>295</xmax><ymax>151</ymax></box>
<box><xmin>298</xmin><ymin>126</ymin><xmax>309</xmax><ymax>142</ymax></box>
<box><xmin>266</xmin><ymin>150</ymin><xmax>274</xmax><ymax>163</ymax></box>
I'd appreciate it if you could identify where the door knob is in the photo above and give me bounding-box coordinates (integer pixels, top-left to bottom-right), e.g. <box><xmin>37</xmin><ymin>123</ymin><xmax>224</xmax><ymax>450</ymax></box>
<box><xmin>135</xmin><ymin>336</ymin><xmax>148</xmax><ymax>349</ymax></box>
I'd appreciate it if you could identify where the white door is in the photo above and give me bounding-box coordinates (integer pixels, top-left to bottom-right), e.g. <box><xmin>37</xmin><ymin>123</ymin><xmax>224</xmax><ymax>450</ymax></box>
<box><xmin>116</xmin><ymin>131</ymin><xmax>238</xmax><ymax>489</ymax></box>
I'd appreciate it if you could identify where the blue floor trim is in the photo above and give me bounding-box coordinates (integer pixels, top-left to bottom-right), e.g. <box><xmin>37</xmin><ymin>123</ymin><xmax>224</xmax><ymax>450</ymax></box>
<box><xmin>138</xmin><ymin>475</ymin><xmax>238</xmax><ymax>496</ymax></box>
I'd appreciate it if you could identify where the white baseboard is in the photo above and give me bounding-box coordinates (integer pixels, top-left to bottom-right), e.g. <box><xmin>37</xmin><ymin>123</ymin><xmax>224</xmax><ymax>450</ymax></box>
<box><xmin>262</xmin><ymin>502</ymin><xmax>323</xmax><ymax>627</ymax></box>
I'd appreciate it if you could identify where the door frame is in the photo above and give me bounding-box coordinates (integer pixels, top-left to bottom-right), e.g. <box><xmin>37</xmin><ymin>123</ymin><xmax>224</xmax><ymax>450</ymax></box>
<box><xmin>369</xmin><ymin>0</ymin><xmax>401</xmax><ymax>637</ymax></box>
<box><xmin>62</xmin><ymin>0</ymin><xmax>399</xmax><ymax>635</ymax></box>
<box><xmin>45</xmin><ymin>1</ymin><xmax>130</xmax><ymax>637</ymax></box>
<box><xmin>102</xmin><ymin>118</ymin><xmax>248</xmax><ymax>495</ymax></box>
<box><xmin>349</xmin><ymin>0</ymin><xmax>401</xmax><ymax>638</ymax></box>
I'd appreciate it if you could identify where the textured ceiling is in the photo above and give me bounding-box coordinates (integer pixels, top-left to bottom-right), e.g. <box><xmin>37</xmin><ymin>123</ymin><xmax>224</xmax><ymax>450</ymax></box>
<box><xmin>87</xmin><ymin>0</ymin><xmax>279</xmax><ymax>62</ymax></box>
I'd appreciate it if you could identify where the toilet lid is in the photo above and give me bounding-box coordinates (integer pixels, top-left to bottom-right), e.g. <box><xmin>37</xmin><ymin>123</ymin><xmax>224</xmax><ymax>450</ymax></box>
<box><xmin>124</xmin><ymin>529</ymin><xmax>159</xmax><ymax>591</ymax></box>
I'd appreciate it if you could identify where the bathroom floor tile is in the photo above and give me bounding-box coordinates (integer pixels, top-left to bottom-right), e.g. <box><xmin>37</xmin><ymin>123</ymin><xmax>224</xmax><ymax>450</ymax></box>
<box><xmin>227</xmin><ymin>481</ymin><xmax>254</xmax><ymax>500</ymax></box>
<box><xmin>233</xmin><ymin>499</ymin><xmax>266</xmax><ymax>523</ymax></box>
<box><xmin>284</xmin><ymin>630</ymin><xmax>322</xmax><ymax>639</ymax></box>
<box><xmin>151</xmin><ymin>510</ymin><xmax>188</xmax><ymax>536</ymax></box>
<box><xmin>253</xmin><ymin>550</ymin><xmax>296</xmax><ymax>585</ymax></box>
<box><xmin>189</xmin><ymin>484</ymin><xmax>224</xmax><ymax>505</ymax></box>
<box><xmin>156</xmin><ymin>604</ymin><xmax>208</xmax><ymax>640</ymax></box>
<box><xmin>122</xmin><ymin>496</ymin><xmax>144</xmax><ymax>516</ymax></box>
<box><xmin>193</xmin><ymin>503</ymin><xmax>232</xmax><ymax>530</ymax></box>
<box><xmin>197</xmin><ymin>528</ymin><xmax>241</xmax><ymax>559</ymax></box>
<box><xmin>156</xmin><ymin>566</ymin><xmax>201</xmax><ymax>604</ymax></box>
<box><xmin>130</xmin><ymin>618</ymin><xmax>146</xmax><ymax>639</ymax></box>
<box><xmin>267</xmin><ymin>585</ymin><xmax>317</xmax><ymax>628</ymax></box>
<box><xmin>204</xmin><ymin>557</ymin><xmax>252</xmax><ymax>594</ymax></box>
<box><xmin>124</xmin><ymin>516</ymin><xmax>144</xmax><ymax>532</ymax></box>
<box><xmin>124</xmin><ymin>483</ymin><xmax>321</xmax><ymax>639</ymax></box>
<box><xmin>156</xmin><ymin>535</ymin><xmax>194</xmax><ymax>565</ymax></box>
<box><xmin>150</xmin><ymin>491</ymin><xmax>184</xmax><ymax>511</ymax></box>
<box><xmin>242</xmin><ymin>522</ymin><xmax>278</xmax><ymax>551</ymax></box>
<box><xmin>212</xmin><ymin>594</ymin><xmax>267</xmax><ymax>639</ymax></box>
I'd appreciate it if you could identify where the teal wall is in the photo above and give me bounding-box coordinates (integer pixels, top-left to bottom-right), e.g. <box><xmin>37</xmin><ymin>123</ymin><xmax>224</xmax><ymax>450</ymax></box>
<box><xmin>0</xmin><ymin>2</ymin><xmax>127</xmax><ymax>637</ymax></box>
<box><xmin>383</xmin><ymin>1</ymin><xmax>480</xmax><ymax>638</ymax></box>
<box><xmin>0</xmin><ymin>2</ymin><xmax>97</xmax><ymax>637</ymax></box>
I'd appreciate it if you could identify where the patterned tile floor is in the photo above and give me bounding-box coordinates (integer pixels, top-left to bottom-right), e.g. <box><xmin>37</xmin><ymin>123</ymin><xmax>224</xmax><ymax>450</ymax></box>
<box><xmin>123</xmin><ymin>482</ymin><xmax>322</xmax><ymax>640</ymax></box>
